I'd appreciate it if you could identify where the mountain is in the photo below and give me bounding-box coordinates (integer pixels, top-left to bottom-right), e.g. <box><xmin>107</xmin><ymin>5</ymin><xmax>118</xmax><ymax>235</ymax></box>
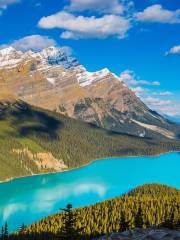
<box><xmin>0</xmin><ymin>46</ymin><xmax>179</xmax><ymax>139</ymax></box>
<box><xmin>0</xmin><ymin>100</ymin><xmax>180</xmax><ymax>181</ymax></box>
<box><xmin>164</xmin><ymin>114</ymin><xmax>180</xmax><ymax>124</ymax></box>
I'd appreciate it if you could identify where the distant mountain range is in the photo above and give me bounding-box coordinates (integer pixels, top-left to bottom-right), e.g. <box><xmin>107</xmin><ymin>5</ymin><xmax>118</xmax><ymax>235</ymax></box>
<box><xmin>165</xmin><ymin>114</ymin><xmax>180</xmax><ymax>124</ymax></box>
<box><xmin>0</xmin><ymin>46</ymin><xmax>180</xmax><ymax>140</ymax></box>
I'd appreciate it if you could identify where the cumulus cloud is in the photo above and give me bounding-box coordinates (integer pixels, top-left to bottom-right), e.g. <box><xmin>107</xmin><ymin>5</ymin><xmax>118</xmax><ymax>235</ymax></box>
<box><xmin>2</xmin><ymin>35</ymin><xmax>57</xmax><ymax>52</ymax></box>
<box><xmin>119</xmin><ymin>70</ymin><xmax>160</xmax><ymax>86</ymax></box>
<box><xmin>65</xmin><ymin>0</ymin><xmax>127</xmax><ymax>14</ymax></box>
<box><xmin>38</xmin><ymin>11</ymin><xmax>131</xmax><ymax>39</ymax></box>
<box><xmin>166</xmin><ymin>44</ymin><xmax>180</xmax><ymax>55</ymax></box>
<box><xmin>135</xmin><ymin>4</ymin><xmax>180</xmax><ymax>24</ymax></box>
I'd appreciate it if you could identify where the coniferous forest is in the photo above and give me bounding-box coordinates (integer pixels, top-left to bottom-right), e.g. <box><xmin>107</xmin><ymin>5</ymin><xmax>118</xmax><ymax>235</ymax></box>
<box><xmin>0</xmin><ymin>101</ymin><xmax>180</xmax><ymax>181</ymax></box>
<box><xmin>2</xmin><ymin>184</ymin><xmax>179</xmax><ymax>240</ymax></box>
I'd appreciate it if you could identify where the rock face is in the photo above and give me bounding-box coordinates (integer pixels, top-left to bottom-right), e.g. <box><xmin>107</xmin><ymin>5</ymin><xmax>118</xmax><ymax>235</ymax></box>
<box><xmin>0</xmin><ymin>46</ymin><xmax>179</xmax><ymax>139</ymax></box>
<box><xmin>95</xmin><ymin>228</ymin><xmax>180</xmax><ymax>240</ymax></box>
<box><xmin>12</xmin><ymin>148</ymin><xmax>67</xmax><ymax>171</ymax></box>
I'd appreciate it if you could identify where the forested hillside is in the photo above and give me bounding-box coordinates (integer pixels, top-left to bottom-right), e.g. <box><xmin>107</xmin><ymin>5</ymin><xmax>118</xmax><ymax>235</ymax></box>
<box><xmin>0</xmin><ymin>100</ymin><xmax>180</xmax><ymax>181</ymax></box>
<box><xmin>10</xmin><ymin>184</ymin><xmax>180</xmax><ymax>239</ymax></box>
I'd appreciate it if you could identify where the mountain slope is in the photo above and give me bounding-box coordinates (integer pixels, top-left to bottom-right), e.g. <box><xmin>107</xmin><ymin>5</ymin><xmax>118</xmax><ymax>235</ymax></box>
<box><xmin>0</xmin><ymin>100</ymin><xmax>180</xmax><ymax>181</ymax></box>
<box><xmin>0</xmin><ymin>46</ymin><xmax>179</xmax><ymax>139</ymax></box>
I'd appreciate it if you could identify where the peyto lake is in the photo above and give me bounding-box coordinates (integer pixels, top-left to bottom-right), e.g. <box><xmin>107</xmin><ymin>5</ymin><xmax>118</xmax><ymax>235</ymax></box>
<box><xmin>0</xmin><ymin>152</ymin><xmax>180</xmax><ymax>232</ymax></box>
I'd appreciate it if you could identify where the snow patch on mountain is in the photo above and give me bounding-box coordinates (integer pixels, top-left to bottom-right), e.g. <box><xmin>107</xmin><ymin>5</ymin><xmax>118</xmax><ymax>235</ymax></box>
<box><xmin>47</xmin><ymin>77</ymin><xmax>56</xmax><ymax>85</ymax></box>
<box><xmin>0</xmin><ymin>59</ymin><xmax>21</xmax><ymax>68</ymax></box>
<box><xmin>77</xmin><ymin>68</ymin><xmax>115</xmax><ymax>87</ymax></box>
<box><xmin>76</xmin><ymin>67</ymin><xmax>125</xmax><ymax>87</ymax></box>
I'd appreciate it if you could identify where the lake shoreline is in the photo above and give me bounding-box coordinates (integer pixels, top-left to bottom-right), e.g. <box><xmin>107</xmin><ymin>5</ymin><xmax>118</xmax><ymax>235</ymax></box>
<box><xmin>0</xmin><ymin>150</ymin><xmax>179</xmax><ymax>184</ymax></box>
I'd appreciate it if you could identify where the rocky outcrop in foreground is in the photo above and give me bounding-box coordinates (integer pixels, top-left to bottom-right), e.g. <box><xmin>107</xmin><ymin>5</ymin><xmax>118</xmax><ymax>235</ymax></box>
<box><xmin>96</xmin><ymin>228</ymin><xmax>180</xmax><ymax>240</ymax></box>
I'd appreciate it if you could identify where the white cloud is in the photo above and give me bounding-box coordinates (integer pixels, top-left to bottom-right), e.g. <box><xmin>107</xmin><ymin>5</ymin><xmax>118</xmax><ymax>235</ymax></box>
<box><xmin>119</xmin><ymin>70</ymin><xmax>160</xmax><ymax>86</ymax></box>
<box><xmin>139</xmin><ymin>94</ymin><xmax>180</xmax><ymax>117</ymax></box>
<box><xmin>153</xmin><ymin>103</ymin><xmax>180</xmax><ymax>117</ymax></box>
<box><xmin>135</xmin><ymin>4</ymin><xmax>180</xmax><ymax>24</ymax></box>
<box><xmin>166</xmin><ymin>44</ymin><xmax>180</xmax><ymax>55</ymax></box>
<box><xmin>144</xmin><ymin>97</ymin><xmax>171</xmax><ymax>106</ymax></box>
<box><xmin>131</xmin><ymin>86</ymin><xmax>146</xmax><ymax>94</ymax></box>
<box><xmin>144</xmin><ymin>97</ymin><xmax>180</xmax><ymax>117</ymax></box>
<box><xmin>136</xmin><ymin>92</ymin><xmax>180</xmax><ymax>117</ymax></box>
<box><xmin>153</xmin><ymin>91</ymin><xmax>173</xmax><ymax>97</ymax></box>
<box><xmin>38</xmin><ymin>11</ymin><xmax>131</xmax><ymax>39</ymax></box>
<box><xmin>3</xmin><ymin>35</ymin><xmax>57</xmax><ymax>52</ymax></box>
<box><xmin>121</xmin><ymin>69</ymin><xmax>179</xmax><ymax>117</ymax></box>
<box><xmin>65</xmin><ymin>0</ymin><xmax>127</xmax><ymax>14</ymax></box>
<box><xmin>60</xmin><ymin>46</ymin><xmax>73</xmax><ymax>56</ymax></box>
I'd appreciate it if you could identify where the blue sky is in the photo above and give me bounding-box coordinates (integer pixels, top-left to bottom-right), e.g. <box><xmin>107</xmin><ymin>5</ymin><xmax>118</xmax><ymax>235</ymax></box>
<box><xmin>0</xmin><ymin>0</ymin><xmax>180</xmax><ymax>117</ymax></box>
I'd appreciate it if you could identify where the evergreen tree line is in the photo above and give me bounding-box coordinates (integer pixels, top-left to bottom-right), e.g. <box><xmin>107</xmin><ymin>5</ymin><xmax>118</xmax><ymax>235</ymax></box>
<box><xmin>0</xmin><ymin>222</ymin><xmax>8</xmax><ymax>240</ymax></box>
<box><xmin>1</xmin><ymin>101</ymin><xmax>180</xmax><ymax>181</ymax></box>
<box><xmin>4</xmin><ymin>184</ymin><xmax>180</xmax><ymax>240</ymax></box>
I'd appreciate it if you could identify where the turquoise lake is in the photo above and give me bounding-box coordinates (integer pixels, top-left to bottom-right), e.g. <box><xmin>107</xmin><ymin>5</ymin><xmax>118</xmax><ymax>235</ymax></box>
<box><xmin>0</xmin><ymin>152</ymin><xmax>180</xmax><ymax>232</ymax></box>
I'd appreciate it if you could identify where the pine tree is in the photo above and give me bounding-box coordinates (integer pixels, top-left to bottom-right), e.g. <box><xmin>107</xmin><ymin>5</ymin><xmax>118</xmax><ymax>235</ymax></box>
<box><xmin>134</xmin><ymin>207</ymin><xmax>144</xmax><ymax>228</ymax></box>
<box><xmin>59</xmin><ymin>204</ymin><xmax>82</xmax><ymax>240</ymax></box>
<box><xmin>20</xmin><ymin>223</ymin><xmax>26</xmax><ymax>233</ymax></box>
<box><xmin>4</xmin><ymin>223</ymin><xmax>8</xmax><ymax>240</ymax></box>
<box><xmin>1</xmin><ymin>226</ymin><xmax>4</xmax><ymax>240</ymax></box>
<box><xmin>162</xmin><ymin>209</ymin><xmax>175</xmax><ymax>229</ymax></box>
<box><xmin>119</xmin><ymin>210</ymin><xmax>129</xmax><ymax>232</ymax></box>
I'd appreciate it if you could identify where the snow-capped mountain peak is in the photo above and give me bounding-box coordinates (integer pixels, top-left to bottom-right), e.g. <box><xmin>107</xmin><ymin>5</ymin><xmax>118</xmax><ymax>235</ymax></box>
<box><xmin>0</xmin><ymin>46</ymin><xmax>17</xmax><ymax>56</ymax></box>
<box><xmin>0</xmin><ymin>46</ymin><xmax>176</xmax><ymax>140</ymax></box>
<box><xmin>0</xmin><ymin>46</ymin><xmax>80</xmax><ymax>70</ymax></box>
<box><xmin>0</xmin><ymin>45</ymin><xmax>125</xmax><ymax>87</ymax></box>
<box><xmin>39</xmin><ymin>46</ymin><xmax>79</xmax><ymax>68</ymax></box>
<box><xmin>0</xmin><ymin>47</ymin><xmax>24</xmax><ymax>68</ymax></box>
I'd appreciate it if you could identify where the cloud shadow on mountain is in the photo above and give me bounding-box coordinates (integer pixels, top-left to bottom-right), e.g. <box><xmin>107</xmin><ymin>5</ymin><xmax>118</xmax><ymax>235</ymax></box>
<box><xmin>10</xmin><ymin>102</ymin><xmax>63</xmax><ymax>139</ymax></box>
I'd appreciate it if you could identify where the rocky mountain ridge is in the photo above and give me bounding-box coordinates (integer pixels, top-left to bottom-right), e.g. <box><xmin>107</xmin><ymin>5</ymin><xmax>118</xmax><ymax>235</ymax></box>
<box><xmin>0</xmin><ymin>46</ymin><xmax>179</xmax><ymax>139</ymax></box>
